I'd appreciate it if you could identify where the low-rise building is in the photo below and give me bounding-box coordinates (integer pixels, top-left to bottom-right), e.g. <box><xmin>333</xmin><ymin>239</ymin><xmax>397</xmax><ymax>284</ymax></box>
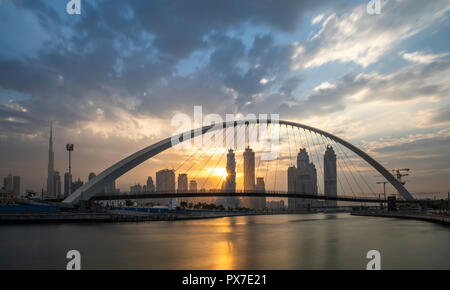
<box><xmin>0</xmin><ymin>189</ymin><xmax>16</xmax><ymax>204</ymax></box>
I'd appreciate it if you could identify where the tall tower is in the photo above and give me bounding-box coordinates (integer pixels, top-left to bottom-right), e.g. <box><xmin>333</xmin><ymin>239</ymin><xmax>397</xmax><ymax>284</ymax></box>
<box><xmin>189</xmin><ymin>180</ymin><xmax>197</xmax><ymax>192</ymax></box>
<box><xmin>46</xmin><ymin>122</ymin><xmax>55</xmax><ymax>198</ymax></box>
<box><xmin>287</xmin><ymin>166</ymin><xmax>297</xmax><ymax>193</ymax></box>
<box><xmin>324</xmin><ymin>145</ymin><xmax>337</xmax><ymax>207</ymax></box>
<box><xmin>12</xmin><ymin>176</ymin><xmax>20</xmax><ymax>196</ymax></box>
<box><xmin>146</xmin><ymin>176</ymin><xmax>155</xmax><ymax>192</ymax></box>
<box><xmin>221</xmin><ymin>149</ymin><xmax>239</xmax><ymax>209</ymax></box>
<box><xmin>243</xmin><ymin>147</ymin><xmax>255</xmax><ymax>192</ymax></box>
<box><xmin>225</xmin><ymin>149</ymin><xmax>236</xmax><ymax>192</ymax></box>
<box><xmin>295</xmin><ymin>148</ymin><xmax>315</xmax><ymax>209</ymax></box>
<box><xmin>177</xmin><ymin>173</ymin><xmax>188</xmax><ymax>192</ymax></box>
<box><xmin>156</xmin><ymin>169</ymin><xmax>175</xmax><ymax>192</ymax></box>
<box><xmin>64</xmin><ymin>172</ymin><xmax>72</xmax><ymax>197</ymax></box>
<box><xmin>3</xmin><ymin>173</ymin><xmax>13</xmax><ymax>192</ymax></box>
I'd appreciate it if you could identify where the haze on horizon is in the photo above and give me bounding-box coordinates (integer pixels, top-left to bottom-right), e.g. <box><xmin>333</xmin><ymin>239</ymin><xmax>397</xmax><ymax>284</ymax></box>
<box><xmin>0</xmin><ymin>0</ymin><xmax>449</xmax><ymax>196</ymax></box>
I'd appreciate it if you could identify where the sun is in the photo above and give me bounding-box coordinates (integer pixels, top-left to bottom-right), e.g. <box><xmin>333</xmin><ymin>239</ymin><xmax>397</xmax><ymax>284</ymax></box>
<box><xmin>212</xmin><ymin>168</ymin><xmax>228</xmax><ymax>180</ymax></box>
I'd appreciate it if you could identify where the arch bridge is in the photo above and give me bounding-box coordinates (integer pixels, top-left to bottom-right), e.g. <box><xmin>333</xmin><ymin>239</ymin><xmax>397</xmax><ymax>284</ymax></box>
<box><xmin>63</xmin><ymin>118</ymin><xmax>414</xmax><ymax>204</ymax></box>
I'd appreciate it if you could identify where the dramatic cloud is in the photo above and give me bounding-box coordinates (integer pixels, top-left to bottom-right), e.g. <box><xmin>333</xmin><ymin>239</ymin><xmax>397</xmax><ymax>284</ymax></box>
<box><xmin>292</xmin><ymin>0</ymin><xmax>450</xmax><ymax>69</ymax></box>
<box><xmin>0</xmin><ymin>0</ymin><xmax>449</xmax><ymax>193</ymax></box>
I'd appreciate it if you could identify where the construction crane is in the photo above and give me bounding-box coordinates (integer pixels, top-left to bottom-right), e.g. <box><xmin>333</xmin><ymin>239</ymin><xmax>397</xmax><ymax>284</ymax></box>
<box><xmin>392</xmin><ymin>168</ymin><xmax>410</xmax><ymax>185</ymax></box>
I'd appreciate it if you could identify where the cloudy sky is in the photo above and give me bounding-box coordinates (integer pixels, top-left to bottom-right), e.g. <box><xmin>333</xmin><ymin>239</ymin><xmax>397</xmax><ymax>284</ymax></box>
<box><xmin>0</xmin><ymin>0</ymin><xmax>449</xmax><ymax>196</ymax></box>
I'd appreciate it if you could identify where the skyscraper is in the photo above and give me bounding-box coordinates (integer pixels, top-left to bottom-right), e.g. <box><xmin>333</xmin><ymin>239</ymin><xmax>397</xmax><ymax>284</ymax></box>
<box><xmin>130</xmin><ymin>184</ymin><xmax>142</xmax><ymax>192</ymax></box>
<box><xmin>254</xmin><ymin>177</ymin><xmax>266</xmax><ymax>209</ymax></box>
<box><xmin>156</xmin><ymin>169</ymin><xmax>175</xmax><ymax>206</ymax></box>
<box><xmin>177</xmin><ymin>173</ymin><xmax>188</xmax><ymax>192</ymax></box>
<box><xmin>225</xmin><ymin>149</ymin><xmax>236</xmax><ymax>192</ymax></box>
<box><xmin>156</xmin><ymin>169</ymin><xmax>175</xmax><ymax>192</ymax></box>
<box><xmin>53</xmin><ymin>171</ymin><xmax>61</xmax><ymax>197</ymax></box>
<box><xmin>293</xmin><ymin>148</ymin><xmax>317</xmax><ymax>209</ymax></box>
<box><xmin>3</xmin><ymin>173</ymin><xmax>13</xmax><ymax>192</ymax></box>
<box><xmin>46</xmin><ymin>122</ymin><xmax>55</xmax><ymax>198</ymax></box>
<box><xmin>242</xmin><ymin>147</ymin><xmax>257</xmax><ymax>209</ymax></box>
<box><xmin>146</xmin><ymin>176</ymin><xmax>155</xmax><ymax>192</ymax></box>
<box><xmin>64</xmin><ymin>172</ymin><xmax>72</xmax><ymax>197</ymax></box>
<box><xmin>220</xmin><ymin>149</ymin><xmax>239</xmax><ymax>209</ymax></box>
<box><xmin>243</xmin><ymin>147</ymin><xmax>255</xmax><ymax>191</ymax></box>
<box><xmin>287</xmin><ymin>166</ymin><xmax>297</xmax><ymax>210</ymax></box>
<box><xmin>189</xmin><ymin>180</ymin><xmax>197</xmax><ymax>192</ymax></box>
<box><xmin>324</xmin><ymin>145</ymin><xmax>337</xmax><ymax>207</ymax></box>
<box><xmin>255</xmin><ymin>177</ymin><xmax>265</xmax><ymax>192</ymax></box>
<box><xmin>13</xmin><ymin>176</ymin><xmax>20</xmax><ymax>196</ymax></box>
<box><xmin>310</xmin><ymin>163</ymin><xmax>318</xmax><ymax>195</ymax></box>
<box><xmin>287</xmin><ymin>166</ymin><xmax>297</xmax><ymax>193</ymax></box>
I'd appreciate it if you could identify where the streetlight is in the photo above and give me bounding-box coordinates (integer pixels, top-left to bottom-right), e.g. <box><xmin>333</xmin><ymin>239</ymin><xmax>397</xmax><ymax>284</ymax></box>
<box><xmin>377</xmin><ymin>181</ymin><xmax>388</xmax><ymax>200</ymax></box>
<box><xmin>66</xmin><ymin>144</ymin><xmax>74</xmax><ymax>197</ymax></box>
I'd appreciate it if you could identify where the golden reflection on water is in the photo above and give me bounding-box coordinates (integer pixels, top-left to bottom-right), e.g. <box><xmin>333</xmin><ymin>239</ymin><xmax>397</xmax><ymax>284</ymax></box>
<box><xmin>211</xmin><ymin>217</ymin><xmax>234</xmax><ymax>269</ymax></box>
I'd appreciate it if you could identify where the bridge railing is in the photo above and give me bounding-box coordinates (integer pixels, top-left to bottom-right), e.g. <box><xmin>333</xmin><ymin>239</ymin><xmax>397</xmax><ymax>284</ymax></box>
<box><xmin>92</xmin><ymin>190</ymin><xmax>387</xmax><ymax>203</ymax></box>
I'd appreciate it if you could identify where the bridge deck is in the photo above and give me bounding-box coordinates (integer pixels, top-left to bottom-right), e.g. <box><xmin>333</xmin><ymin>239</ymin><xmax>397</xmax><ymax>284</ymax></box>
<box><xmin>91</xmin><ymin>191</ymin><xmax>387</xmax><ymax>203</ymax></box>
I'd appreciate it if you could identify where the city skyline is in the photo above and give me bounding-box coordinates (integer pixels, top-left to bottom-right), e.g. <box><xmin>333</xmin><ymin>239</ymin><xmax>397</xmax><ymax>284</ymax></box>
<box><xmin>3</xmin><ymin>120</ymin><xmax>445</xmax><ymax>201</ymax></box>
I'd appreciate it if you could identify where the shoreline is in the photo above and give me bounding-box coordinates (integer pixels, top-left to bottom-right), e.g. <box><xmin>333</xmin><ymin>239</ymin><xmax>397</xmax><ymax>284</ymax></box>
<box><xmin>0</xmin><ymin>209</ymin><xmax>349</xmax><ymax>225</ymax></box>
<box><xmin>351</xmin><ymin>211</ymin><xmax>450</xmax><ymax>227</ymax></box>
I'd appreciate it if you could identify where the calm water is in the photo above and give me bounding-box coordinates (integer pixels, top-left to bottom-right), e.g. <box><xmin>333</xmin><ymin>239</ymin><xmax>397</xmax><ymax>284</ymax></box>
<box><xmin>0</xmin><ymin>213</ymin><xmax>449</xmax><ymax>270</ymax></box>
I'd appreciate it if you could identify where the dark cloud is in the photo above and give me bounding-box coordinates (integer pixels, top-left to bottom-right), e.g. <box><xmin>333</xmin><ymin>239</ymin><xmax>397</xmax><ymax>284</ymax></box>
<box><xmin>0</xmin><ymin>0</ymin><xmax>327</xmax><ymax>137</ymax></box>
<box><xmin>1</xmin><ymin>0</ymin><xmax>449</xmax><ymax>193</ymax></box>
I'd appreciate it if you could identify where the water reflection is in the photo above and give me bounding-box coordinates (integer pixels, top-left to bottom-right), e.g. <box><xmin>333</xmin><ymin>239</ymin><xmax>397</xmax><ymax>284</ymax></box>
<box><xmin>0</xmin><ymin>213</ymin><xmax>449</xmax><ymax>269</ymax></box>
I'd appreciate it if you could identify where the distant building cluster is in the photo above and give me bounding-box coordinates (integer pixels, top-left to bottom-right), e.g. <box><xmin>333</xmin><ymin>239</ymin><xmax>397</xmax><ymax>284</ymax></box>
<box><xmin>288</xmin><ymin>146</ymin><xmax>337</xmax><ymax>209</ymax></box>
<box><xmin>45</xmin><ymin>123</ymin><xmax>117</xmax><ymax>200</ymax></box>
<box><xmin>1</xmin><ymin>173</ymin><xmax>20</xmax><ymax>204</ymax></box>
<box><xmin>39</xmin><ymin>123</ymin><xmax>337</xmax><ymax>210</ymax></box>
<box><xmin>121</xmin><ymin>147</ymin><xmax>270</xmax><ymax>210</ymax></box>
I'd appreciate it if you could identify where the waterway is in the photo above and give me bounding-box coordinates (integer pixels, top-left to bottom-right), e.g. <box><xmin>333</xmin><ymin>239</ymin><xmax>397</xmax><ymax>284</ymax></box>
<box><xmin>0</xmin><ymin>213</ymin><xmax>449</xmax><ymax>269</ymax></box>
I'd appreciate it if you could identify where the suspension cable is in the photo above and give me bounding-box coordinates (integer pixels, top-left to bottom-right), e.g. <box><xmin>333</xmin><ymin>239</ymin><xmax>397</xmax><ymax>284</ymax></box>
<box><xmin>301</xmin><ymin>128</ymin><xmax>323</xmax><ymax>195</ymax></box>
<box><xmin>323</xmin><ymin>136</ymin><xmax>356</xmax><ymax>197</ymax></box>
<box><xmin>286</xmin><ymin>125</ymin><xmax>293</xmax><ymax>166</ymax></box>
<box><xmin>335</xmin><ymin>141</ymin><xmax>376</xmax><ymax>195</ymax></box>
<box><xmin>331</xmin><ymin>139</ymin><xmax>367</xmax><ymax>196</ymax></box>
<box><xmin>214</xmin><ymin>124</ymin><xmax>246</xmax><ymax>190</ymax></box>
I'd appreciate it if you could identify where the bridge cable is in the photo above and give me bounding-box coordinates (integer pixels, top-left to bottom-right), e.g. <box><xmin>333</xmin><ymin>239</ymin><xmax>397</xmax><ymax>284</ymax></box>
<box><xmin>264</xmin><ymin>124</ymin><xmax>272</xmax><ymax>192</ymax></box>
<box><xmin>155</xmin><ymin>131</ymin><xmax>209</xmax><ymax>192</ymax></box>
<box><xmin>214</xmin><ymin>124</ymin><xmax>246</xmax><ymax>190</ymax></box>
<box><xmin>319</xmin><ymin>135</ymin><xmax>356</xmax><ymax>197</ymax></box>
<box><xmin>290</xmin><ymin>125</ymin><xmax>299</xmax><ymax>157</ymax></box>
<box><xmin>195</xmin><ymin>127</ymin><xmax>235</xmax><ymax>190</ymax></box>
<box><xmin>172</xmin><ymin>132</ymin><xmax>212</xmax><ymax>175</ymax></box>
<box><xmin>302</xmin><ymin>128</ymin><xmax>323</xmax><ymax>195</ymax></box>
<box><xmin>272</xmin><ymin>125</ymin><xmax>282</xmax><ymax>192</ymax></box>
<box><xmin>286</xmin><ymin>124</ymin><xmax>293</xmax><ymax>166</ymax></box>
<box><xmin>330</xmin><ymin>139</ymin><xmax>368</xmax><ymax>197</ymax></box>
<box><xmin>234</xmin><ymin>125</ymin><xmax>248</xmax><ymax>191</ymax></box>
<box><xmin>319</xmin><ymin>134</ymin><xmax>345</xmax><ymax>196</ymax></box>
<box><xmin>316</xmin><ymin>133</ymin><xmax>350</xmax><ymax>199</ymax></box>
<box><xmin>201</xmin><ymin>145</ymin><xmax>228</xmax><ymax>191</ymax></box>
<box><xmin>334</xmin><ymin>141</ymin><xmax>376</xmax><ymax>196</ymax></box>
<box><xmin>307</xmin><ymin>129</ymin><xmax>327</xmax><ymax>195</ymax></box>
<box><xmin>208</xmin><ymin>125</ymin><xmax>237</xmax><ymax>190</ymax></box>
<box><xmin>158</xmin><ymin>127</ymin><xmax>228</xmax><ymax>195</ymax></box>
<box><xmin>254</xmin><ymin>124</ymin><xmax>264</xmax><ymax>183</ymax></box>
<box><xmin>181</xmin><ymin>127</ymin><xmax>228</xmax><ymax>179</ymax></box>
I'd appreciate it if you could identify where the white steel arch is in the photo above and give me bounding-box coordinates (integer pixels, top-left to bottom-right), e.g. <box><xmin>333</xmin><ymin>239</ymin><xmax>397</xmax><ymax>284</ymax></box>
<box><xmin>63</xmin><ymin>119</ymin><xmax>414</xmax><ymax>204</ymax></box>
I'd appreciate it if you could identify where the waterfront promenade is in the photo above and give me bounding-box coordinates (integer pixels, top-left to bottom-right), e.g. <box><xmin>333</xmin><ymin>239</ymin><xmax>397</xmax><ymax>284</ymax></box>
<box><xmin>0</xmin><ymin>208</ymin><xmax>334</xmax><ymax>224</ymax></box>
<box><xmin>351</xmin><ymin>211</ymin><xmax>450</xmax><ymax>226</ymax></box>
